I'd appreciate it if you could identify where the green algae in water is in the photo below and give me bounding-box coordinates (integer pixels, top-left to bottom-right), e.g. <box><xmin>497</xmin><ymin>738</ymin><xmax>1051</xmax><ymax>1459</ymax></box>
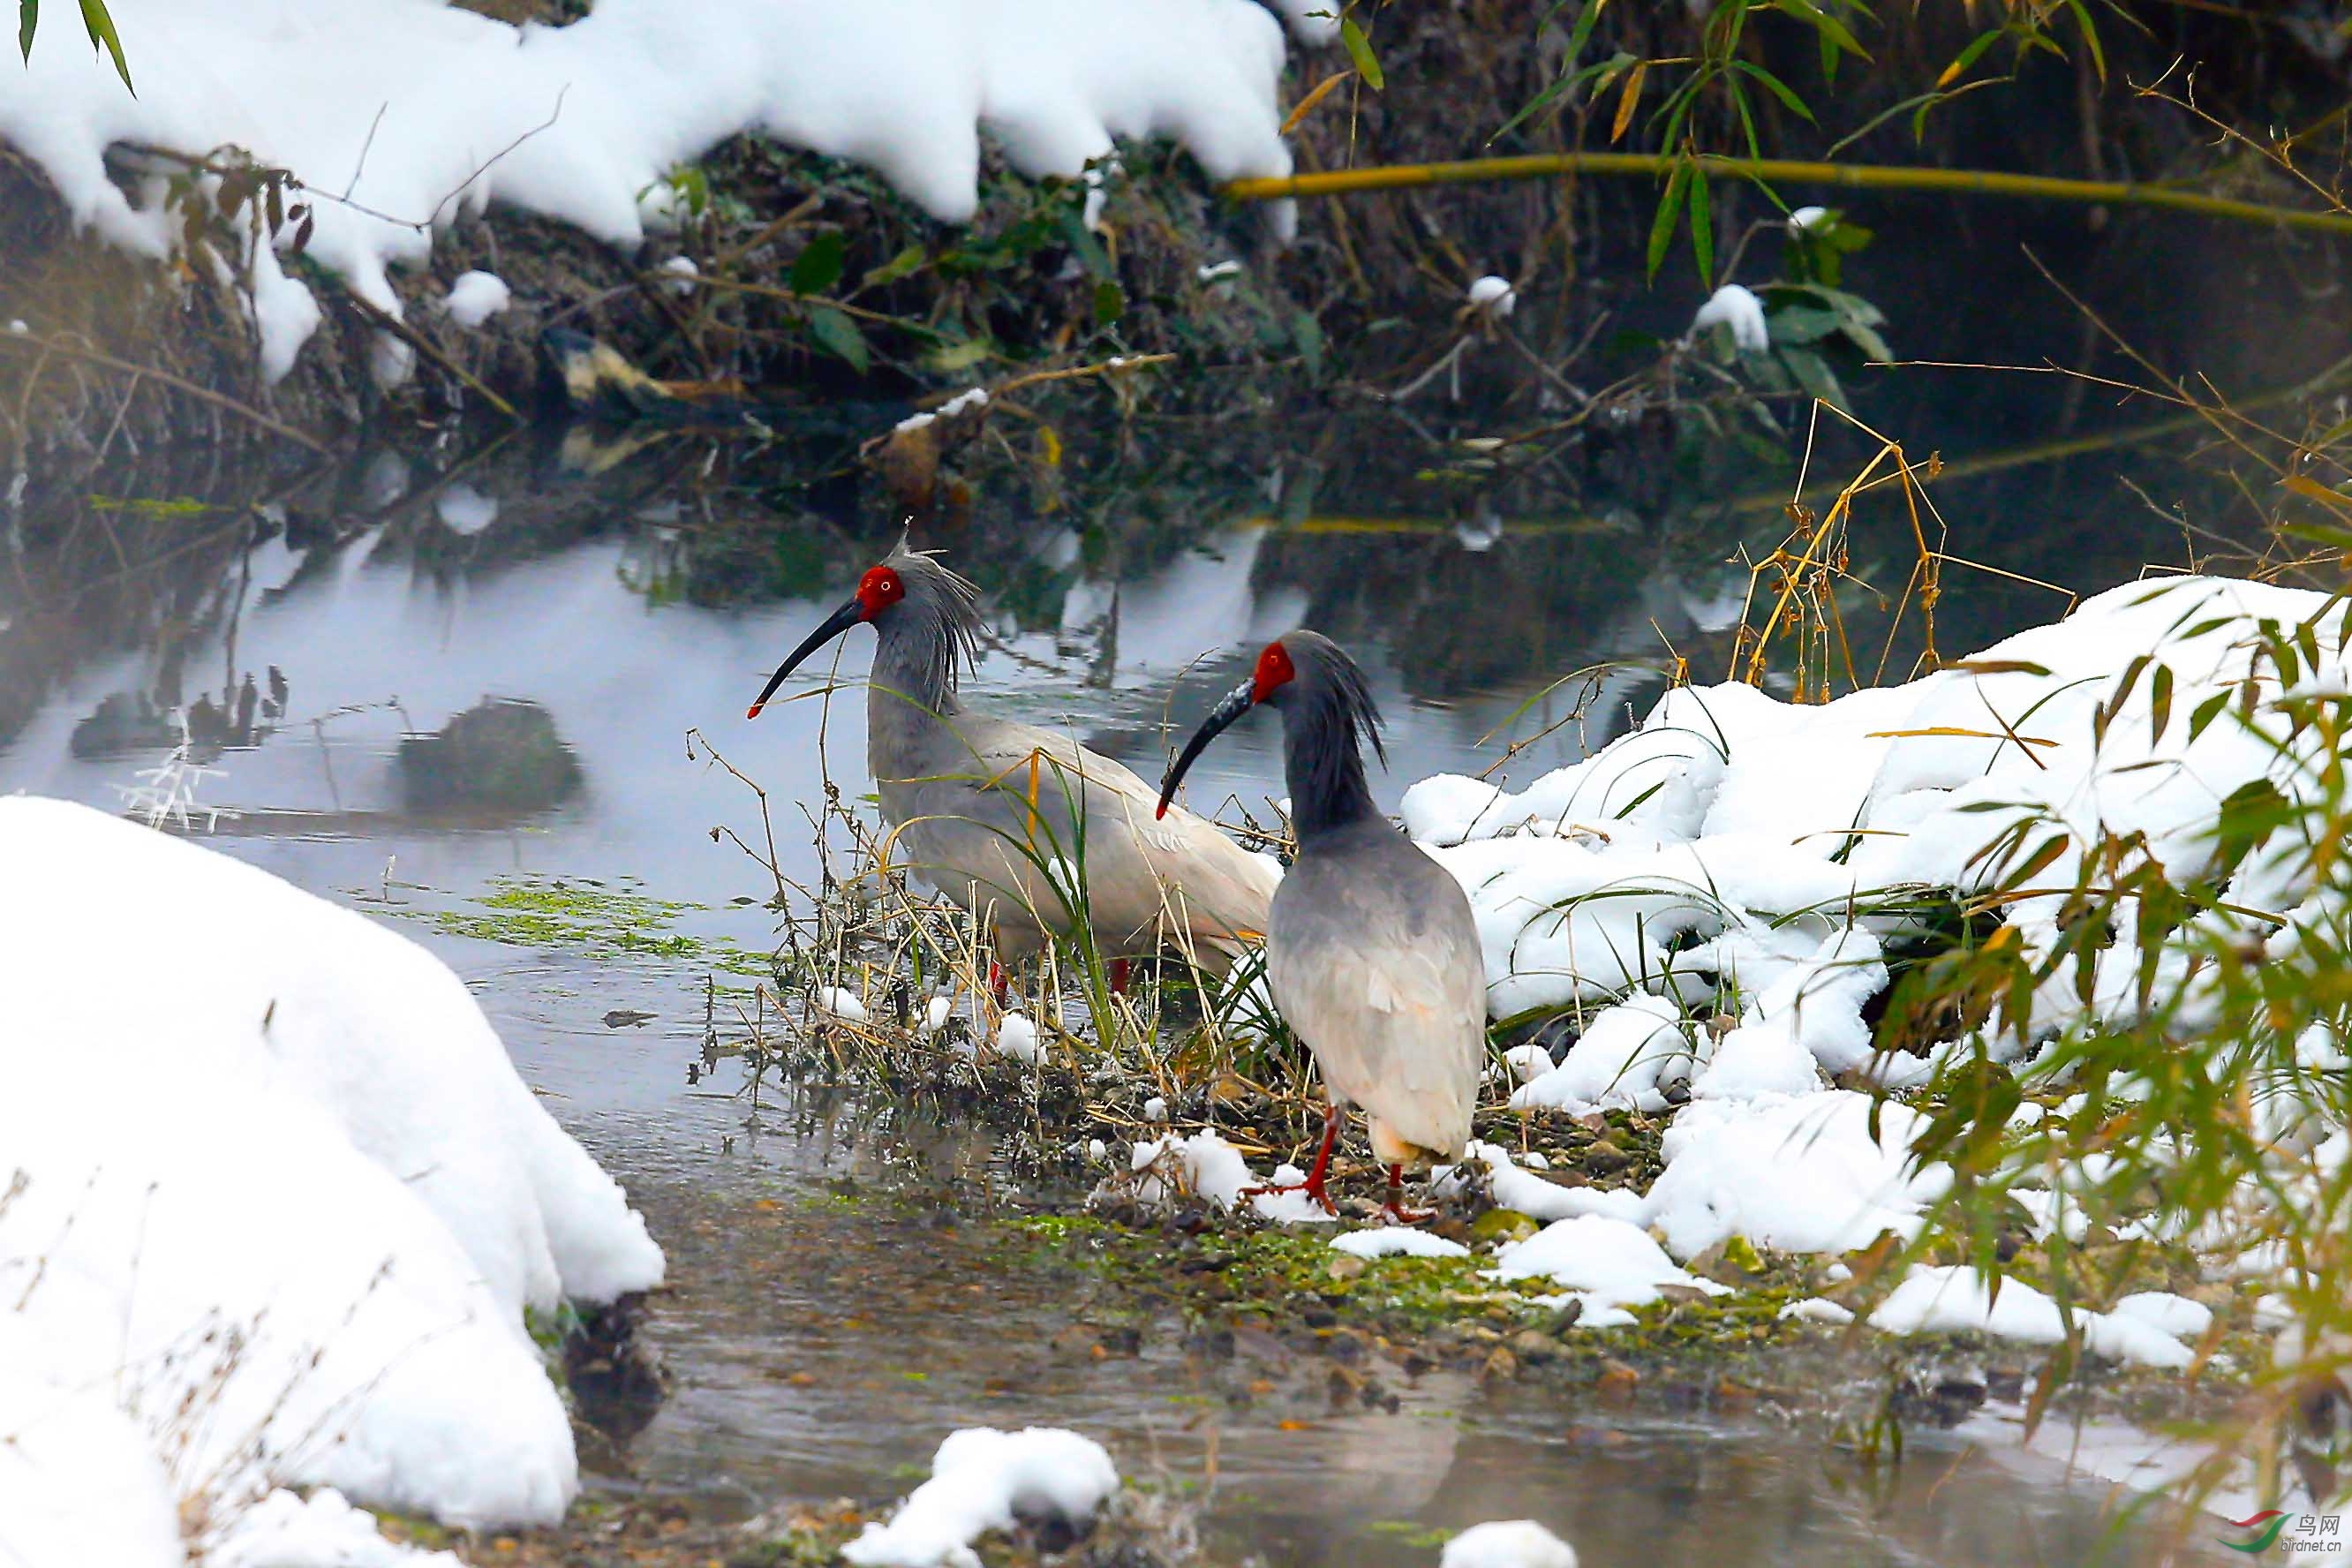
<box><xmin>409</xmin><ymin>873</ymin><xmax>775</xmax><ymax>977</ymax></box>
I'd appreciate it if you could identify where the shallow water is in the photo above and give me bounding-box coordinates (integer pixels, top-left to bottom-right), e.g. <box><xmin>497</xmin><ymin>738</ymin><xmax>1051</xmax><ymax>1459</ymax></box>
<box><xmin>0</xmin><ymin>362</ymin><xmax>2270</xmax><ymax>1564</ymax></box>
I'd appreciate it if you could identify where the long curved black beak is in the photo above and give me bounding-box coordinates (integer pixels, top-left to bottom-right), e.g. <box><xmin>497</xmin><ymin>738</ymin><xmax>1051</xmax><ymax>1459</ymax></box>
<box><xmin>1157</xmin><ymin>679</ymin><xmax>1255</xmax><ymax>818</ymax></box>
<box><xmin>747</xmin><ymin>598</ymin><xmax>864</xmax><ymax>719</ymax></box>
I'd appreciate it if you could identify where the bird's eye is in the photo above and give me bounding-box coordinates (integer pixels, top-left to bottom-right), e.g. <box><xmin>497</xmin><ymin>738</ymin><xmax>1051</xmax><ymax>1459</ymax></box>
<box><xmin>858</xmin><ymin>566</ymin><xmax>906</xmax><ymax>616</ymax></box>
<box><xmin>1252</xmin><ymin>640</ymin><xmax>1296</xmax><ymax>703</ymax></box>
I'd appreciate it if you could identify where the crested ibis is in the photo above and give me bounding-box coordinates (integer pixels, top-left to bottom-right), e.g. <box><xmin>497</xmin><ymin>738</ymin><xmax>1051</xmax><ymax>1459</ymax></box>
<box><xmin>1157</xmin><ymin>631</ymin><xmax>1486</xmax><ymax>1217</ymax></box>
<box><xmin>746</xmin><ymin>546</ymin><xmax>1279</xmax><ymax>988</ymax></box>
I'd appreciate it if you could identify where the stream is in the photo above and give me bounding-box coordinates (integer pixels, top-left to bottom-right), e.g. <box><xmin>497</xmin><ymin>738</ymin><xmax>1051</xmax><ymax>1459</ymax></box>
<box><xmin>0</xmin><ymin>368</ymin><xmax>2267</xmax><ymax>1564</ymax></box>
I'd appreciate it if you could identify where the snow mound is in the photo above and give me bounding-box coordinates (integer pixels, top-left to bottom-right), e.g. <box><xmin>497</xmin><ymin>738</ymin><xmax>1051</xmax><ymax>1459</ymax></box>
<box><xmin>1486</xmin><ymin>1214</ymin><xmax>1728</xmax><ymax>1328</ymax></box>
<box><xmin>1331</xmin><ymin>1228</ymin><xmax>1470</xmax><ymax>1260</ymax></box>
<box><xmin>0</xmin><ymin>797</ymin><xmax>662</xmax><ymax>1547</ymax></box>
<box><xmin>1867</xmin><ymin>1266</ymin><xmax>2195</xmax><ymax>1368</ymax></box>
<box><xmin>1441</xmin><ymin>1519</ymin><xmax>1579</xmax><ymax>1568</ymax></box>
<box><xmin>1509</xmin><ymin>995</ymin><xmax>1689</xmax><ymax>1113</ymax></box>
<box><xmin>841</xmin><ymin>1427</ymin><xmax>1118</xmax><ymax>1568</ymax></box>
<box><xmin>1419</xmin><ymin>577</ymin><xmax>2351</xmax><ymax>1086</ymax></box>
<box><xmin>4</xmin><ymin>0</ymin><xmax>1300</xmax><ymax>382</ymax></box>
<box><xmin>1647</xmin><ymin>1090</ymin><xmax>1948</xmax><ymax>1259</ymax></box>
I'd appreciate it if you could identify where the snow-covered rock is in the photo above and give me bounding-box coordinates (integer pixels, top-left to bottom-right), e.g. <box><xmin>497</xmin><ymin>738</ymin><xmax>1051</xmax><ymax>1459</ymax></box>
<box><xmin>1441</xmin><ymin>1519</ymin><xmax>1578</xmax><ymax>1568</ymax></box>
<box><xmin>0</xmin><ymin>797</ymin><xmax>663</xmax><ymax>1553</ymax></box>
<box><xmin>841</xmin><ymin>1427</ymin><xmax>1118</xmax><ymax>1568</ymax></box>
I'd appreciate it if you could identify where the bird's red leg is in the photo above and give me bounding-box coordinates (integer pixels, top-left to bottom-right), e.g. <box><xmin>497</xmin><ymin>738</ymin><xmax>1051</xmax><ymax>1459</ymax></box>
<box><xmin>989</xmin><ymin>961</ymin><xmax>1008</xmax><ymax>1008</ymax></box>
<box><xmin>1381</xmin><ymin>1163</ymin><xmax>1435</xmax><ymax>1226</ymax></box>
<box><xmin>1240</xmin><ymin>1110</ymin><xmax>1340</xmax><ymax>1215</ymax></box>
<box><xmin>1108</xmin><ymin>958</ymin><xmax>1131</xmax><ymax>996</ymax></box>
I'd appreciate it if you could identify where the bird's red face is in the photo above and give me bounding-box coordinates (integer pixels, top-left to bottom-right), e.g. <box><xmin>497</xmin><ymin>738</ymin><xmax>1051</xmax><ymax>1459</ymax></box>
<box><xmin>856</xmin><ymin>564</ymin><xmax>907</xmax><ymax>620</ymax></box>
<box><xmin>1251</xmin><ymin>639</ymin><xmax>1296</xmax><ymax>705</ymax></box>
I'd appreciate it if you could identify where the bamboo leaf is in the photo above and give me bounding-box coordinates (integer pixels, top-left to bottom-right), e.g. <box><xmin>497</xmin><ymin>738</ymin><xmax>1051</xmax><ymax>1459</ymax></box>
<box><xmin>1688</xmin><ymin>166</ymin><xmax>1714</xmax><ymax>285</ymax></box>
<box><xmin>1647</xmin><ymin>162</ymin><xmax>1688</xmax><ymax>281</ymax></box>
<box><xmin>1936</xmin><ymin>27</ymin><xmax>2002</xmax><ymax>89</ymax></box>
<box><xmin>77</xmin><ymin>0</ymin><xmax>129</xmax><ymax>91</ymax></box>
<box><xmin>807</xmin><ymin>305</ymin><xmax>868</xmax><ymax>373</ymax></box>
<box><xmin>2063</xmin><ymin>0</ymin><xmax>2105</xmax><ymax>82</ymax></box>
<box><xmin>788</xmin><ymin>231</ymin><xmax>846</xmax><ymax>295</ymax></box>
<box><xmin>2187</xmin><ymin>690</ymin><xmax>2230</xmax><ymax>746</ymax></box>
<box><xmin>2148</xmin><ymin>664</ymin><xmax>2173</xmax><ymax>745</ymax></box>
<box><xmin>1339</xmin><ymin>13</ymin><xmax>1383</xmax><ymax>92</ymax></box>
<box><xmin>1732</xmin><ymin>60</ymin><xmax>1815</xmax><ymax>122</ymax></box>
<box><xmin>19</xmin><ymin>0</ymin><xmax>35</xmax><ymax>63</ymax></box>
<box><xmin>1609</xmin><ymin>60</ymin><xmax>1648</xmax><ymax>144</ymax></box>
<box><xmin>1281</xmin><ymin>70</ymin><xmax>1353</xmax><ymax>137</ymax></box>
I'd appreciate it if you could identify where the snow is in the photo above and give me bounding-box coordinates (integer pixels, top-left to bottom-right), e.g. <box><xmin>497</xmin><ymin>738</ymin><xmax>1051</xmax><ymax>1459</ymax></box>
<box><xmin>433</xmin><ymin>481</ymin><xmax>501</xmax><ymax>535</ymax></box>
<box><xmin>995</xmin><ymin>1011</ymin><xmax>1043</xmax><ymax>1064</ymax></box>
<box><xmin>1486</xmin><ymin>1214</ymin><xmax>1727</xmax><ymax>1327</ymax></box>
<box><xmin>1466</xmin><ymin>275</ymin><xmax>1517</xmax><ymax>319</ymax></box>
<box><xmin>1502</xmin><ymin>1042</ymin><xmax>1554</xmax><ymax>1085</ymax></box>
<box><xmin>1331</xmin><ymin>1228</ymin><xmax>1470</xmax><ymax>1260</ymax></box>
<box><xmin>895</xmin><ymin>387</ymin><xmax>991</xmax><ymax>433</ymax></box>
<box><xmin>1441</xmin><ymin>1519</ymin><xmax>1579</xmax><ymax>1568</ymax></box>
<box><xmin>213</xmin><ymin>1489</ymin><xmax>464</xmax><ymax>1568</ymax></box>
<box><xmin>841</xmin><ymin>1427</ymin><xmax>1119</xmax><ymax>1568</ymax></box>
<box><xmin>1868</xmin><ymin>1267</ymin><xmax>2196</xmax><ymax>1368</ymax></box>
<box><xmin>1645</xmin><ymin>1090</ymin><xmax>1947</xmax><ymax>1258</ymax></box>
<box><xmin>1510</xmin><ymin>995</ymin><xmax>1689</xmax><ymax>1113</ymax></box>
<box><xmin>1689</xmin><ymin>283</ymin><xmax>1768</xmax><ymax>352</ymax></box>
<box><xmin>1127</xmin><ymin>1129</ymin><xmax>1332</xmax><ymax>1223</ymax></box>
<box><xmin>0</xmin><ymin>796</ymin><xmax>662</xmax><ymax>1551</ymax></box>
<box><xmin>441</xmin><ymin>269</ymin><xmax>511</xmax><ymax>328</ymax></box>
<box><xmin>1788</xmin><ymin>205</ymin><xmax>1828</xmax><ymax>230</ymax></box>
<box><xmin>1779</xmin><ymin>1297</ymin><xmax>1856</xmax><ymax>1326</ymax></box>
<box><xmin>4</xmin><ymin>0</ymin><xmax>1301</xmax><ymax>381</ymax></box>
<box><xmin>816</xmin><ymin>984</ymin><xmax>871</xmax><ymax>1022</ymax></box>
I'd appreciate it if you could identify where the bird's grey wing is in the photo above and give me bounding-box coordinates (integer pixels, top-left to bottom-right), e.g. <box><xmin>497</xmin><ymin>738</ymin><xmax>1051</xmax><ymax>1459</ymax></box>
<box><xmin>1268</xmin><ymin>842</ymin><xmax>1487</xmax><ymax>1158</ymax></box>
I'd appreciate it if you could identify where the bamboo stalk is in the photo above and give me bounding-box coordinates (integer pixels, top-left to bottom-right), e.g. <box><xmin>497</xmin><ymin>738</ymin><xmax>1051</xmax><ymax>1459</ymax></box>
<box><xmin>1222</xmin><ymin>152</ymin><xmax>2352</xmax><ymax>237</ymax></box>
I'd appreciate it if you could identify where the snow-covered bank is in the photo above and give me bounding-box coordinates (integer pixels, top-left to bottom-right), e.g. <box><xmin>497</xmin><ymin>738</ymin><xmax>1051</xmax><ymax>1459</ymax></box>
<box><xmin>0</xmin><ymin>797</ymin><xmax>663</xmax><ymax>1564</ymax></box>
<box><xmin>1120</xmin><ymin>577</ymin><xmax>2350</xmax><ymax>1378</ymax></box>
<box><xmin>4</xmin><ymin>0</ymin><xmax>1304</xmax><ymax>382</ymax></box>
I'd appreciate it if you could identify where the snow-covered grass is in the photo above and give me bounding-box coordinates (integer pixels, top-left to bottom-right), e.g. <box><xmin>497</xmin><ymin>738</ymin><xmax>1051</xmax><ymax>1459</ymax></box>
<box><xmin>5</xmin><ymin>0</ymin><xmax>1307</xmax><ymax>382</ymax></box>
<box><xmin>0</xmin><ymin>796</ymin><xmax>662</xmax><ymax>1564</ymax></box>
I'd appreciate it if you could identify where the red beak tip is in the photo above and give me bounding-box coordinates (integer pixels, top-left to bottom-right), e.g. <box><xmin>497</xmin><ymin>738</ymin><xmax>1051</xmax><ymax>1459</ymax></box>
<box><xmin>745</xmin><ymin>704</ymin><xmax>764</xmax><ymax>720</ymax></box>
<box><xmin>1154</xmin><ymin>802</ymin><xmax>1169</xmax><ymax>820</ymax></box>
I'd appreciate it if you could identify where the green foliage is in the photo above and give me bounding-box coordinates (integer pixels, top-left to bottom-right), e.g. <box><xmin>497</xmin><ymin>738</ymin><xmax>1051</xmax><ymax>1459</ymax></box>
<box><xmin>17</xmin><ymin>0</ymin><xmax>132</xmax><ymax>91</ymax></box>
<box><xmin>1502</xmin><ymin>0</ymin><xmax>2107</xmax><ymax>283</ymax></box>
<box><xmin>1888</xmin><ymin>605</ymin><xmax>2352</xmax><ymax>1484</ymax></box>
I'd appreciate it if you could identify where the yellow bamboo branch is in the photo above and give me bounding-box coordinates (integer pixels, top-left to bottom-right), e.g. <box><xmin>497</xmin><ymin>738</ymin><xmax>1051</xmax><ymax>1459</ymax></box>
<box><xmin>1223</xmin><ymin>153</ymin><xmax>2352</xmax><ymax>237</ymax></box>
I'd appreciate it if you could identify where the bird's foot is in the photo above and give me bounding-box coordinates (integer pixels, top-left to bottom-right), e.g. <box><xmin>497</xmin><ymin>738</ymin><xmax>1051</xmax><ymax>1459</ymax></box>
<box><xmin>989</xmin><ymin>961</ymin><xmax>1008</xmax><ymax>1009</ymax></box>
<box><xmin>1238</xmin><ymin>1178</ymin><xmax>1338</xmax><ymax>1216</ymax></box>
<box><xmin>1380</xmin><ymin>1165</ymin><xmax>1432</xmax><ymax>1225</ymax></box>
<box><xmin>1108</xmin><ymin>957</ymin><xmax>1131</xmax><ymax>996</ymax></box>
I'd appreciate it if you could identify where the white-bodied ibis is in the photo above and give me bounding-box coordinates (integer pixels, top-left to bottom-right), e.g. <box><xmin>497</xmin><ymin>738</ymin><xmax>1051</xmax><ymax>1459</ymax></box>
<box><xmin>748</xmin><ymin>546</ymin><xmax>1278</xmax><ymax>991</ymax></box>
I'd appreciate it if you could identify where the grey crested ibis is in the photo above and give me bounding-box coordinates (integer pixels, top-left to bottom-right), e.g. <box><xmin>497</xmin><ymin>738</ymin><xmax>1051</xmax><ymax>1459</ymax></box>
<box><xmin>746</xmin><ymin>545</ymin><xmax>1279</xmax><ymax>994</ymax></box>
<box><xmin>1156</xmin><ymin>631</ymin><xmax>1485</xmax><ymax>1217</ymax></box>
